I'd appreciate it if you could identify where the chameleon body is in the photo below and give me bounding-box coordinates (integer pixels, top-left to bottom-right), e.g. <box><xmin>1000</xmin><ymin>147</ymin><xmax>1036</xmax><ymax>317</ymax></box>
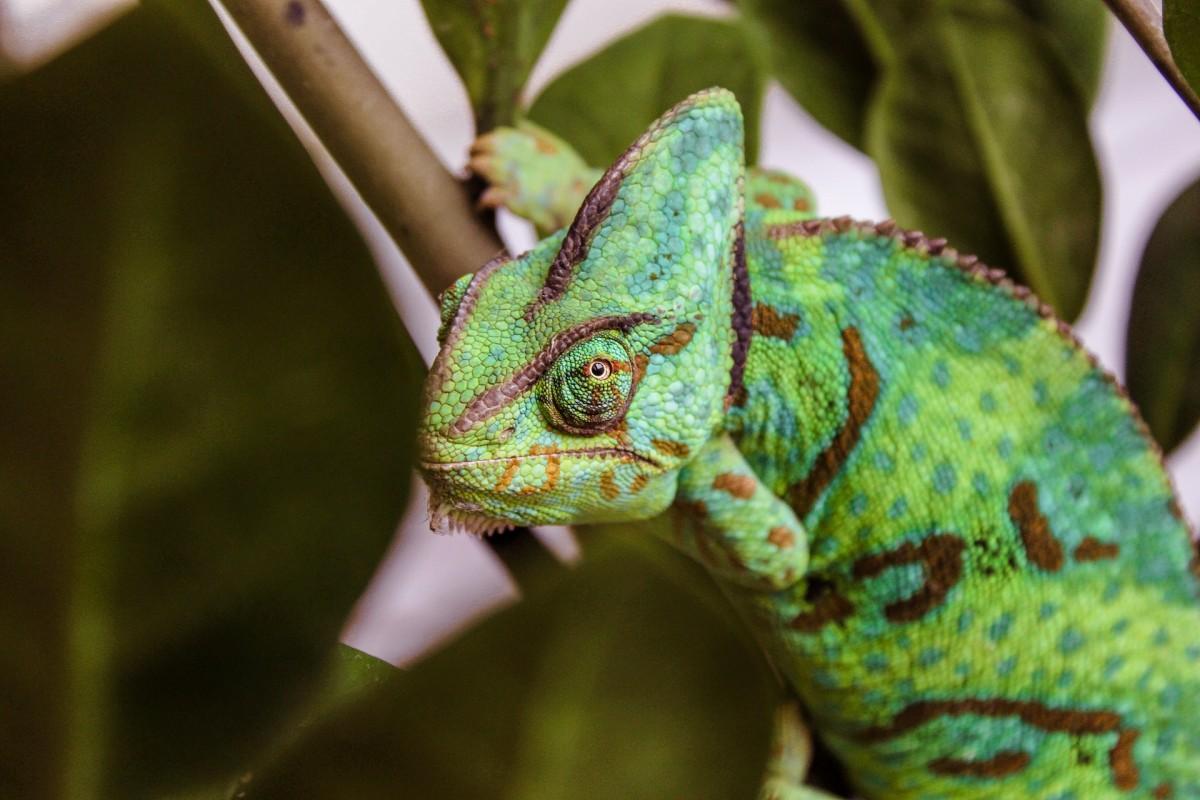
<box><xmin>417</xmin><ymin>89</ymin><xmax>1200</xmax><ymax>798</ymax></box>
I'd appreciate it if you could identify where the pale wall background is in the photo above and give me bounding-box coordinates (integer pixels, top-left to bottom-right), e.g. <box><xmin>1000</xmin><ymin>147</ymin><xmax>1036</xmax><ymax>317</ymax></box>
<box><xmin>4</xmin><ymin>0</ymin><xmax>1198</xmax><ymax>666</ymax></box>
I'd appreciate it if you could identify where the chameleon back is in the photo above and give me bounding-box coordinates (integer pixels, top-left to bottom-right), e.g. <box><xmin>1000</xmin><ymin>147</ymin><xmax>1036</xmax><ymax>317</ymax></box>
<box><xmin>727</xmin><ymin>205</ymin><xmax>1200</xmax><ymax>798</ymax></box>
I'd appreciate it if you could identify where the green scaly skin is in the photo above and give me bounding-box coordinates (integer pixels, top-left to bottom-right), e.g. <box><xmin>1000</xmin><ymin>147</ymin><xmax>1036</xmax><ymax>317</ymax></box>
<box><xmin>418</xmin><ymin>89</ymin><xmax>1200</xmax><ymax>798</ymax></box>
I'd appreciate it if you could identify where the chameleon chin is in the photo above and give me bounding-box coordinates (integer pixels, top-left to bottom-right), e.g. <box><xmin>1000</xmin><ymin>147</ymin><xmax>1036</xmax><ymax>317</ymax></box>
<box><xmin>417</xmin><ymin>88</ymin><xmax>1200</xmax><ymax>798</ymax></box>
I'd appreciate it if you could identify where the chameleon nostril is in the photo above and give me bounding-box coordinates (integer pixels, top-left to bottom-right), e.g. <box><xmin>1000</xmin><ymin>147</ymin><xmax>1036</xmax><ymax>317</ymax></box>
<box><xmin>496</xmin><ymin>426</ymin><xmax>515</xmax><ymax>442</ymax></box>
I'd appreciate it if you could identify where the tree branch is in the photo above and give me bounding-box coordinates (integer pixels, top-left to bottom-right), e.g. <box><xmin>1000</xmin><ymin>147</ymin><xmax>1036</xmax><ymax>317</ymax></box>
<box><xmin>1103</xmin><ymin>0</ymin><xmax>1200</xmax><ymax>121</ymax></box>
<box><xmin>217</xmin><ymin>0</ymin><xmax>504</xmax><ymax>295</ymax></box>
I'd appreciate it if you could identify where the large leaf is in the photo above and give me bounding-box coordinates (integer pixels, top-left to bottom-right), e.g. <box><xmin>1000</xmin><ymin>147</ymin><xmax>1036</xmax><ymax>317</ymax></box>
<box><xmin>1010</xmin><ymin>0</ymin><xmax>1108</xmax><ymax>104</ymax></box>
<box><xmin>1125</xmin><ymin>177</ymin><xmax>1200</xmax><ymax>453</ymax></box>
<box><xmin>1166</xmin><ymin>0</ymin><xmax>1200</xmax><ymax>95</ymax></box>
<box><xmin>0</xmin><ymin>5</ymin><xmax>419</xmax><ymax>797</ymax></box>
<box><xmin>234</xmin><ymin>536</ymin><xmax>778</xmax><ymax>799</ymax></box>
<box><xmin>527</xmin><ymin>14</ymin><xmax>768</xmax><ymax>166</ymax></box>
<box><xmin>420</xmin><ymin>0</ymin><xmax>569</xmax><ymax>131</ymax></box>
<box><xmin>737</xmin><ymin>0</ymin><xmax>878</xmax><ymax>149</ymax></box>
<box><xmin>866</xmin><ymin>0</ymin><xmax>1101</xmax><ymax>320</ymax></box>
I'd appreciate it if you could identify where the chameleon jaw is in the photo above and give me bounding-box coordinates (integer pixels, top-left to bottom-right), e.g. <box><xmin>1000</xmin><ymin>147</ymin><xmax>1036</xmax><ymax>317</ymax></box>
<box><xmin>427</xmin><ymin>495</ymin><xmax>516</xmax><ymax>537</ymax></box>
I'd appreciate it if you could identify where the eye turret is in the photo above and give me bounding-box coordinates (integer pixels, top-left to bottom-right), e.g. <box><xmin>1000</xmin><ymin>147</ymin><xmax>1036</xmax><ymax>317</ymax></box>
<box><xmin>538</xmin><ymin>333</ymin><xmax>634</xmax><ymax>435</ymax></box>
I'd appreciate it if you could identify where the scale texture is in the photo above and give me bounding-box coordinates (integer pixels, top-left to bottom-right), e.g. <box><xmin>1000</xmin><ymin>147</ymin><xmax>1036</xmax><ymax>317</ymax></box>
<box><xmin>417</xmin><ymin>89</ymin><xmax>1200</xmax><ymax>798</ymax></box>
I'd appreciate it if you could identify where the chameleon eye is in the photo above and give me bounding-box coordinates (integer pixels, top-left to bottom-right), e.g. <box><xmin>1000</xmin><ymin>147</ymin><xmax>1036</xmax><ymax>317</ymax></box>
<box><xmin>587</xmin><ymin>359</ymin><xmax>612</xmax><ymax>380</ymax></box>
<box><xmin>539</xmin><ymin>334</ymin><xmax>634</xmax><ymax>434</ymax></box>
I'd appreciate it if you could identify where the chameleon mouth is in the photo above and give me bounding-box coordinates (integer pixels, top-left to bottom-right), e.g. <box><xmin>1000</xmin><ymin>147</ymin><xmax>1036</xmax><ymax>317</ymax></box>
<box><xmin>427</xmin><ymin>496</ymin><xmax>516</xmax><ymax>537</ymax></box>
<box><xmin>418</xmin><ymin>447</ymin><xmax>660</xmax><ymax>471</ymax></box>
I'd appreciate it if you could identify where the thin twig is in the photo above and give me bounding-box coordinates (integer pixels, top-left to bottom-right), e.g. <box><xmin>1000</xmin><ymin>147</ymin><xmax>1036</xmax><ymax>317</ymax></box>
<box><xmin>1103</xmin><ymin>0</ymin><xmax>1200</xmax><ymax>121</ymax></box>
<box><xmin>217</xmin><ymin>0</ymin><xmax>504</xmax><ymax>296</ymax></box>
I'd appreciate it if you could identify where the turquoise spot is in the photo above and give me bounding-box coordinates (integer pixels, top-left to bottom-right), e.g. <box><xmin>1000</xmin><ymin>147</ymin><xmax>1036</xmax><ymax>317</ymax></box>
<box><xmin>865</xmin><ymin>652</ymin><xmax>889</xmax><ymax>672</ymax></box>
<box><xmin>1154</xmin><ymin>627</ymin><xmax>1171</xmax><ymax>646</ymax></box>
<box><xmin>1004</xmin><ymin>355</ymin><xmax>1022</xmax><ymax>376</ymax></box>
<box><xmin>933</xmin><ymin>462</ymin><xmax>957</xmax><ymax>494</ymax></box>
<box><xmin>1058</xmin><ymin>670</ymin><xmax>1075</xmax><ymax>687</ymax></box>
<box><xmin>862</xmin><ymin>689</ymin><xmax>884</xmax><ymax>705</ymax></box>
<box><xmin>1060</xmin><ymin>628</ymin><xmax>1085</xmax><ymax>655</ymax></box>
<box><xmin>972</xmin><ymin>472</ymin><xmax>990</xmax><ymax>496</ymax></box>
<box><xmin>1186</xmin><ymin>645</ymin><xmax>1200</xmax><ymax>662</ymax></box>
<box><xmin>918</xmin><ymin>647</ymin><xmax>945</xmax><ymax>667</ymax></box>
<box><xmin>850</xmin><ymin>493</ymin><xmax>869</xmax><ymax>517</ymax></box>
<box><xmin>1161</xmin><ymin>684</ymin><xmax>1181</xmax><ymax>707</ymax></box>
<box><xmin>856</xmin><ymin>524</ymin><xmax>874</xmax><ymax>542</ymax></box>
<box><xmin>1049</xmin><ymin>791</ymin><xmax>1078</xmax><ymax>800</ymax></box>
<box><xmin>874</xmin><ymin>450</ymin><xmax>895</xmax><ymax>473</ymax></box>
<box><xmin>932</xmin><ymin>360</ymin><xmax>950</xmax><ymax>388</ymax></box>
<box><xmin>1103</xmin><ymin>581</ymin><xmax>1123</xmax><ymax>603</ymax></box>
<box><xmin>897</xmin><ymin>394</ymin><xmax>919</xmax><ymax>426</ymax></box>
<box><xmin>888</xmin><ymin>497</ymin><xmax>908</xmax><ymax>519</ymax></box>
<box><xmin>996</xmin><ymin>436</ymin><xmax>1014</xmax><ymax>460</ymax></box>
<box><xmin>1112</xmin><ymin>618</ymin><xmax>1130</xmax><ymax>634</ymax></box>
<box><xmin>1033</xmin><ymin>379</ymin><xmax>1049</xmax><ymax>406</ymax></box>
<box><xmin>812</xmin><ymin>669</ymin><xmax>838</xmax><ymax>688</ymax></box>
<box><xmin>1038</xmin><ymin>602</ymin><xmax>1058</xmax><ymax>620</ymax></box>
<box><xmin>996</xmin><ymin>656</ymin><xmax>1017</xmax><ymax>677</ymax></box>
<box><xmin>955</xmin><ymin>662</ymin><xmax>972</xmax><ymax>679</ymax></box>
<box><xmin>980</xmin><ymin>391</ymin><xmax>997</xmax><ymax>413</ymax></box>
<box><xmin>956</xmin><ymin>418</ymin><xmax>972</xmax><ymax>441</ymax></box>
<box><xmin>988</xmin><ymin>613</ymin><xmax>1014</xmax><ymax>642</ymax></box>
<box><xmin>958</xmin><ymin>610</ymin><xmax>975</xmax><ymax>633</ymax></box>
<box><xmin>1157</xmin><ymin>728</ymin><xmax>1178</xmax><ymax>754</ymax></box>
<box><xmin>910</xmin><ymin>442</ymin><xmax>927</xmax><ymax>462</ymax></box>
<box><xmin>1103</xmin><ymin>655</ymin><xmax>1124</xmax><ymax>679</ymax></box>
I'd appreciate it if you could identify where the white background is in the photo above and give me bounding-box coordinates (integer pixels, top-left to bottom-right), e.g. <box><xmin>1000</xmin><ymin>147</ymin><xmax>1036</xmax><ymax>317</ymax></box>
<box><xmin>4</xmin><ymin>0</ymin><xmax>1198</xmax><ymax>665</ymax></box>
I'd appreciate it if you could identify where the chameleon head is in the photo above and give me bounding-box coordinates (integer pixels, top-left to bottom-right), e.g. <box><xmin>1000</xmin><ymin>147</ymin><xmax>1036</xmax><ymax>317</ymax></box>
<box><xmin>417</xmin><ymin>88</ymin><xmax>746</xmax><ymax>534</ymax></box>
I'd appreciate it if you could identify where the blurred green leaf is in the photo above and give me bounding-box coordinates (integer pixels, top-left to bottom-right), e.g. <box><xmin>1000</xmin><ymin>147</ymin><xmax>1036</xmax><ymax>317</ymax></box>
<box><xmin>737</xmin><ymin>0</ymin><xmax>878</xmax><ymax>149</ymax></box>
<box><xmin>1009</xmin><ymin>0</ymin><xmax>1108</xmax><ymax>104</ymax></box>
<box><xmin>1166</xmin><ymin>0</ymin><xmax>1200</xmax><ymax>95</ymax></box>
<box><xmin>866</xmin><ymin>0</ymin><xmax>1101</xmax><ymax>320</ymax></box>
<box><xmin>420</xmin><ymin>0</ymin><xmax>569</xmax><ymax>131</ymax></box>
<box><xmin>527</xmin><ymin>14</ymin><xmax>767</xmax><ymax>165</ymax></box>
<box><xmin>1124</xmin><ymin>177</ymin><xmax>1200</xmax><ymax>453</ymax></box>
<box><xmin>235</xmin><ymin>535</ymin><xmax>777</xmax><ymax>800</ymax></box>
<box><xmin>0</xmin><ymin>5</ymin><xmax>419</xmax><ymax>797</ymax></box>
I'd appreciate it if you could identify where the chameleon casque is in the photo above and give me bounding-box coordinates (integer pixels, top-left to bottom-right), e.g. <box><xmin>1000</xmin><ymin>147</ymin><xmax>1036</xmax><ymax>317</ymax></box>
<box><xmin>416</xmin><ymin>88</ymin><xmax>1200</xmax><ymax>798</ymax></box>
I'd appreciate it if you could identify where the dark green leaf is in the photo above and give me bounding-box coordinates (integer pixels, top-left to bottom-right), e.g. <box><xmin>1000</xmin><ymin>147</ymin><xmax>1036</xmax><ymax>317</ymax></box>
<box><xmin>737</xmin><ymin>0</ymin><xmax>879</xmax><ymax>149</ymax></box>
<box><xmin>527</xmin><ymin>14</ymin><xmax>768</xmax><ymax>165</ymax></box>
<box><xmin>0</xmin><ymin>5</ymin><xmax>418</xmax><ymax>796</ymax></box>
<box><xmin>1009</xmin><ymin>0</ymin><xmax>1108</xmax><ymax>105</ymax></box>
<box><xmin>1125</xmin><ymin>177</ymin><xmax>1200</xmax><ymax>453</ymax></box>
<box><xmin>235</xmin><ymin>535</ymin><xmax>778</xmax><ymax>800</ymax></box>
<box><xmin>420</xmin><ymin>0</ymin><xmax>569</xmax><ymax>131</ymax></box>
<box><xmin>1166</xmin><ymin>0</ymin><xmax>1200</xmax><ymax>95</ymax></box>
<box><xmin>866</xmin><ymin>0</ymin><xmax>1101</xmax><ymax>320</ymax></box>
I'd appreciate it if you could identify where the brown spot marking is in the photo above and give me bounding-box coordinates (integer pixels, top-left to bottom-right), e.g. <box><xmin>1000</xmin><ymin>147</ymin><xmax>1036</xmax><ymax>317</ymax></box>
<box><xmin>1008</xmin><ymin>481</ymin><xmax>1065</xmax><ymax>572</ymax></box>
<box><xmin>898</xmin><ymin>314</ymin><xmax>916</xmax><ymax>331</ymax></box>
<box><xmin>1074</xmin><ymin>536</ymin><xmax>1120</xmax><ymax>562</ymax></box>
<box><xmin>857</xmin><ymin>698</ymin><xmax>1140</xmax><ymax>790</ymax></box>
<box><xmin>789</xmin><ymin>327</ymin><xmax>880</xmax><ymax>518</ymax></box>
<box><xmin>793</xmin><ymin>197</ymin><xmax>810</xmax><ymax>212</ymax></box>
<box><xmin>928</xmin><ymin>750</ymin><xmax>1030</xmax><ymax>778</ymax></box>
<box><xmin>652</xmin><ymin>439</ymin><xmax>690</xmax><ymax>458</ymax></box>
<box><xmin>632</xmin><ymin>353</ymin><xmax>649</xmax><ymax>382</ymax></box>
<box><xmin>790</xmin><ymin>576</ymin><xmax>854</xmax><ymax>633</ymax></box>
<box><xmin>852</xmin><ymin>533</ymin><xmax>965</xmax><ymax>623</ymax></box>
<box><xmin>752</xmin><ymin>304</ymin><xmax>799</xmax><ymax>340</ymax></box>
<box><xmin>518</xmin><ymin>445</ymin><xmax>560</xmax><ymax>495</ymax></box>
<box><xmin>676</xmin><ymin>498</ymin><xmax>707</xmax><ymax>518</ymax></box>
<box><xmin>533</xmin><ymin>135</ymin><xmax>558</xmax><ymax>155</ymax></box>
<box><xmin>754</xmin><ymin>192</ymin><xmax>782</xmax><ymax>208</ymax></box>
<box><xmin>712</xmin><ymin>473</ymin><xmax>756</xmax><ymax>499</ymax></box>
<box><xmin>629</xmin><ymin>473</ymin><xmax>649</xmax><ymax>494</ymax></box>
<box><xmin>649</xmin><ymin>321</ymin><xmax>696</xmax><ymax>356</ymax></box>
<box><xmin>493</xmin><ymin>460</ymin><xmax>520</xmax><ymax>493</ymax></box>
<box><xmin>768</xmin><ymin>526</ymin><xmax>795</xmax><ymax>549</ymax></box>
<box><xmin>599</xmin><ymin>469</ymin><xmax>619</xmax><ymax>500</ymax></box>
<box><xmin>1111</xmin><ymin>729</ymin><xmax>1139</xmax><ymax>790</ymax></box>
<box><xmin>1153</xmin><ymin>782</ymin><xmax>1174</xmax><ymax>799</ymax></box>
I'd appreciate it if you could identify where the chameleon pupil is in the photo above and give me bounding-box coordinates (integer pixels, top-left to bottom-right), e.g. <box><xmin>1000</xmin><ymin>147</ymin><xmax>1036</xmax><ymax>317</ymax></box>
<box><xmin>589</xmin><ymin>360</ymin><xmax>611</xmax><ymax>379</ymax></box>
